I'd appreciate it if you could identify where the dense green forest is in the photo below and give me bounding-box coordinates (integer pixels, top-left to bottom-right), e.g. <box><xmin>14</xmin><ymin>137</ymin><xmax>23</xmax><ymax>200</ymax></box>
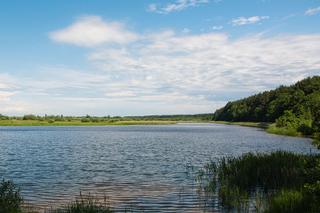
<box><xmin>213</xmin><ymin>76</ymin><xmax>320</xmax><ymax>136</ymax></box>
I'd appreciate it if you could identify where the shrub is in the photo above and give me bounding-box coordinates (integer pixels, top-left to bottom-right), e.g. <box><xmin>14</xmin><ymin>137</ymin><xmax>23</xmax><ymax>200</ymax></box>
<box><xmin>47</xmin><ymin>119</ymin><xmax>55</xmax><ymax>124</ymax></box>
<box><xmin>22</xmin><ymin>114</ymin><xmax>37</xmax><ymax>120</ymax></box>
<box><xmin>81</xmin><ymin>118</ymin><xmax>90</xmax><ymax>123</ymax></box>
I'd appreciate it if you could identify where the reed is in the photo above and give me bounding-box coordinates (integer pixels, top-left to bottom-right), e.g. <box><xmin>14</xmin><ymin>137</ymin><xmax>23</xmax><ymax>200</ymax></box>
<box><xmin>0</xmin><ymin>179</ymin><xmax>23</xmax><ymax>213</ymax></box>
<box><xmin>197</xmin><ymin>151</ymin><xmax>320</xmax><ymax>212</ymax></box>
<box><xmin>47</xmin><ymin>193</ymin><xmax>112</xmax><ymax>213</ymax></box>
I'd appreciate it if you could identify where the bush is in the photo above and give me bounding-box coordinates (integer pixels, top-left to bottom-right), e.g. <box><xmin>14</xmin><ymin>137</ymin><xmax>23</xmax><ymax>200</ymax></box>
<box><xmin>90</xmin><ymin>118</ymin><xmax>101</xmax><ymax>123</ymax></box>
<box><xmin>297</xmin><ymin>124</ymin><xmax>314</xmax><ymax>135</ymax></box>
<box><xmin>81</xmin><ymin>118</ymin><xmax>90</xmax><ymax>123</ymax></box>
<box><xmin>267</xmin><ymin>125</ymin><xmax>301</xmax><ymax>137</ymax></box>
<box><xmin>23</xmin><ymin>114</ymin><xmax>37</xmax><ymax>120</ymax></box>
<box><xmin>47</xmin><ymin>119</ymin><xmax>55</xmax><ymax>124</ymax></box>
<box><xmin>0</xmin><ymin>114</ymin><xmax>9</xmax><ymax>120</ymax></box>
<box><xmin>0</xmin><ymin>179</ymin><xmax>23</xmax><ymax>213</ymax></box>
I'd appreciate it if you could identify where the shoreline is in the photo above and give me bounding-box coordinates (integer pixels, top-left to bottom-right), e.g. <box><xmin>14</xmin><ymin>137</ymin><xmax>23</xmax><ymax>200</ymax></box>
<box><xmin>0</xmin><ymin>119</ymin><xmax>316</xmax><ymax>142</ymax></box>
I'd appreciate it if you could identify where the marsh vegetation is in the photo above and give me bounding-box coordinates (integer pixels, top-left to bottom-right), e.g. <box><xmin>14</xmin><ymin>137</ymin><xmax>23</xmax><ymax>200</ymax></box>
<box><xmin>196</xmin><ymin>151</ymin><xmax>320</xmax><ymax>212</ymax></box>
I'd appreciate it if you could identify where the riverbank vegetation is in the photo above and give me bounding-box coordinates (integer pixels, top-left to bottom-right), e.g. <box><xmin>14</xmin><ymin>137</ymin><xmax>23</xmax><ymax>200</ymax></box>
<box><xmin>213</xmin><ymin>76</ymin><xmax>320</xmax><ymax>139</ymax></box>
<box><xmin>49</xmin><ymin>194</ymin><xmax>112</xmax><ymax>213</ymax></box>
<box><xmin>0</xmin><ymin>179</ymin><xmax>23</xmax><ymax>213</ymax></box>
<box><xmin>0</xmin><ymin>114</ymin><xmax>213</xmax><ymax>126</ymax></box>
<box><xmin>197</xmin><ymin>151</ymin><xmax>320</xmax><ymax>212</ymax></box>
<box><xmin>0</xmin><ymin>180</ymin><xmax>112</xmax><ymax>213</ymax></box>
<box><xmin>211</xmin><ymin>121</ymin><xmax>270</xmax><ymax>128</ymax></box>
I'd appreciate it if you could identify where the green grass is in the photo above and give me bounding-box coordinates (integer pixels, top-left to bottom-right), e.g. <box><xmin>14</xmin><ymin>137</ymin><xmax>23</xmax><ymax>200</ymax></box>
<box><xmin>0</xmin><ymin>119</ymin><xmax>177</xmax><ymax>126</ymax></box>
<box><xmin>266</xmin><ymin>124</ymin><xmax>302</xmax><ymax>137</ymax></box>
<box><xmin>197</xmin><ymin>151</ymin><xmax>320</xmax><ymax>212</ymax></box>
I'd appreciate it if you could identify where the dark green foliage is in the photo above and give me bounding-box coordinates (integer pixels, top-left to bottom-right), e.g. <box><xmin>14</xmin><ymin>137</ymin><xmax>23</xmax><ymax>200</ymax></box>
<box><xmin>22</xmin><ymin>114</ymin><xmax>37</xmax><ymax>120</ymax></box>
<box><xmin>213</xmin><ymin>76</ymin><xmax>320</xmax><ymax>135</ymax></box>
<box><xmin>275</xmin><ymin>110</ymin><xmax>313</xmax><ymax>135</ymax></box>
<box><xmin>197</xmin><ymin>152</ymin><xmax>320</xmax><ymax>212</ymax></box>
<box><xmin>0</xmin><ymin>114</ymin><xmax>9</xmax><ymax>120</ymax></box>
<box><xmin>81</xmin><ymin>118</ymin><xmax>90</xmax><ymax>123</ymax></box>
<box><xmin>0</xmin><ymin>179</ymin><xmax>23</xmax><ymax>213</ymax></box>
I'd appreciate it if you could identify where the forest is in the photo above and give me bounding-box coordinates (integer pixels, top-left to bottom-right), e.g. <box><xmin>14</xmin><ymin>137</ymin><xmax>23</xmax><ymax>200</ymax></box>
<box><xmin>213</xmin><ymin>76</ymin><xmax>320</xmax><ymax>137</ymax></box>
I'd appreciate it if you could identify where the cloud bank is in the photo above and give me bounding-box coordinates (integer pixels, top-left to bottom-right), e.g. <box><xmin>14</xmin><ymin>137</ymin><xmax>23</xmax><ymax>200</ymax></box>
<box><xmin>4</xmin><ymin>15</ymin><xmax>320</xmax><ymax>115</ymax></box>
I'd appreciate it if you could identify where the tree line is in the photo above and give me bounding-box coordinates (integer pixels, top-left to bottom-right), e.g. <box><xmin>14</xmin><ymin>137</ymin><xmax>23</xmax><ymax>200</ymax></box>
<box><xmin>213</xmin><ymin>76</ymin><xmax>320</xmax><ymax>136</ymax></box>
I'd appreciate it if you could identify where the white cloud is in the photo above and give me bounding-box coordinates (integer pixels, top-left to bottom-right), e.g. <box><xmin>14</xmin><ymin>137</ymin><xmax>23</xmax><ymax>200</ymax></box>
<box><xmin>148</xmin><ymin>0</ymin><xmax>209</xmax><ymax>14</ymax></box>
<box><xmin>49</xmin><ymin>16</ymin><xmax>138</xmax><ymax>47</ymax></box>
<box><xmin>212</xmin><ymin>25</ymin><xmax>223</xmax><ymax>30</ymax></box>
<box><xmin>88</xmin><ymin>31</ymin><xmax>320</xmax><ymax>104</ymax></box>
<box><xmin>231</xmin><ymin>16</ymin><xmax>269</xmax><ymax>26</ymax></box>
<box><xmin>305</xmin><ymin>6</ymin><xmax>320</xmax><ymax>16</ymax></box>
<box><xmin>0</xmin><ymin>91</ymin><xmax>15</xmax><ymax>101</ymax></box>
<box><xmin>6</xmin><ymin>25</ymin><xmax>320</xmax><ymax>115</ymax></box>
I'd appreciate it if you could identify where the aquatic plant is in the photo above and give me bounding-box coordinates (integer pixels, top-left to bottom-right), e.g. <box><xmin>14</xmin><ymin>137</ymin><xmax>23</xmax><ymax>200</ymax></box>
<box><xmin>0</xmin><ymin>179</ymin><xmax>23</xmax><ymax>213</ymax></box>
<box><xmin>197</xmin><ymin>151</ymin><xmax>320</xmax><ymax>212</ymax></box>
<box><xmin>48</xmin><ymin>193</ymin><xmax>112</xmax><ymax>213</ymax></box>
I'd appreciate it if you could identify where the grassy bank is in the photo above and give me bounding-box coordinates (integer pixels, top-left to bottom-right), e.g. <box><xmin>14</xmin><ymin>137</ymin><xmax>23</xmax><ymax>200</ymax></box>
<box><xmin>197</xmin><ymin>151</ymin><xmax>320</xmax><ymax>212</ymax></box>
<box><xmin>212</xmin><ymin>120</ymin><xmax>320</xmax><ymax>140</ymax></box>
<box><xmin>266</xmin><ymin>124</ymin><xmax>302</xmax><ymax>137</ymax></box>
<box><xmin>211</xmin><ymin>121</ymin><xmax>270</xmax><ymax>128</ymax></box>
<box><xmin>0</xmin><ymin>119</ymin><xmax>177</xmax><ymax>126</ymax></box>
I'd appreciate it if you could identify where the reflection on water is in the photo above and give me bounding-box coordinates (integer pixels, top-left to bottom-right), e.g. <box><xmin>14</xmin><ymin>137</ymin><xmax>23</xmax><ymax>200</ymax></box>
<box><xmin>0</xmin><ymin>124</ymin><xmax>318</xmax><ymax>212</ymax></box>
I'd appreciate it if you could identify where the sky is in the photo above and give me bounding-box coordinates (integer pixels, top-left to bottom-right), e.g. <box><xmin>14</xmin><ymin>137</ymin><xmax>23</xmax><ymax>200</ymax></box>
<box><xmin>0</xmin><ymin>0</ymin><xmax>320</xmax><ymax>116</ymax></box>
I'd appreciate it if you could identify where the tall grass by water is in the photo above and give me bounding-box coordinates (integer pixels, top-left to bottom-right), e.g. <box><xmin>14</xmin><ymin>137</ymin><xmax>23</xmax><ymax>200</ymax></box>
<box><xmin>196</xmin><ymin>151</ymin><xmax>320</xmax><ymax>212</ymax></box>
<box><xmin>0</xmin><ymin>179</ymin><xmax>23</xmax><ymax>213</ymax></box>
<box><xmin>48</xmin><ymin>193</ymin><xmax>112</xmax><ymax>213</ymax></box>
<box><xmin>0</xmin><ymin>180</ymin><xmax>112</xmax><ymax>213</ymax></box>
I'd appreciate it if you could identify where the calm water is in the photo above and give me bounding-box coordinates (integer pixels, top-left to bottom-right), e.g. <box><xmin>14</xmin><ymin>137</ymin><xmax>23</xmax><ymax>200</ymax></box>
<box><xmin>0</xmin><ymin>123</ymin><xmax>318</xmax><ymax>212</ymax></box>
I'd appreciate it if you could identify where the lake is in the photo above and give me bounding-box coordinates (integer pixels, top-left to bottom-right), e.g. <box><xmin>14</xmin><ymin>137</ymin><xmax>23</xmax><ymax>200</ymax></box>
<box><xmin>0</xmin><ymin>123</ymin><xmax>318</xmax><ymax>212</ymax></box>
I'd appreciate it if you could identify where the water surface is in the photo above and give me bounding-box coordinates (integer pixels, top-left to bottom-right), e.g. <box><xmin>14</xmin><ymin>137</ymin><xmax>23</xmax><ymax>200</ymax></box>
<box><xmin>0</xmin><ymin>124</ymin><xmax>317</xmax><ymax>212</ymax></box>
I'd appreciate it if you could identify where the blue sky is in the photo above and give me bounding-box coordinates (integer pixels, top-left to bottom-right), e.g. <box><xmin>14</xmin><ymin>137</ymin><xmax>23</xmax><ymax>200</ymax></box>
<box><xmin>0</xmin><ymin>0</ymin><xmax>320</xmax><ymax>116</ymax></box>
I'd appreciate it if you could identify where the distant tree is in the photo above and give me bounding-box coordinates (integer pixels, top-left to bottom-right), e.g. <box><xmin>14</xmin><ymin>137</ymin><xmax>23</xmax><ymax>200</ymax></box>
<box><xmin>22</xmin><ymin>114</ymin><xmax>37</xmax><ymax>120</ymax></box>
